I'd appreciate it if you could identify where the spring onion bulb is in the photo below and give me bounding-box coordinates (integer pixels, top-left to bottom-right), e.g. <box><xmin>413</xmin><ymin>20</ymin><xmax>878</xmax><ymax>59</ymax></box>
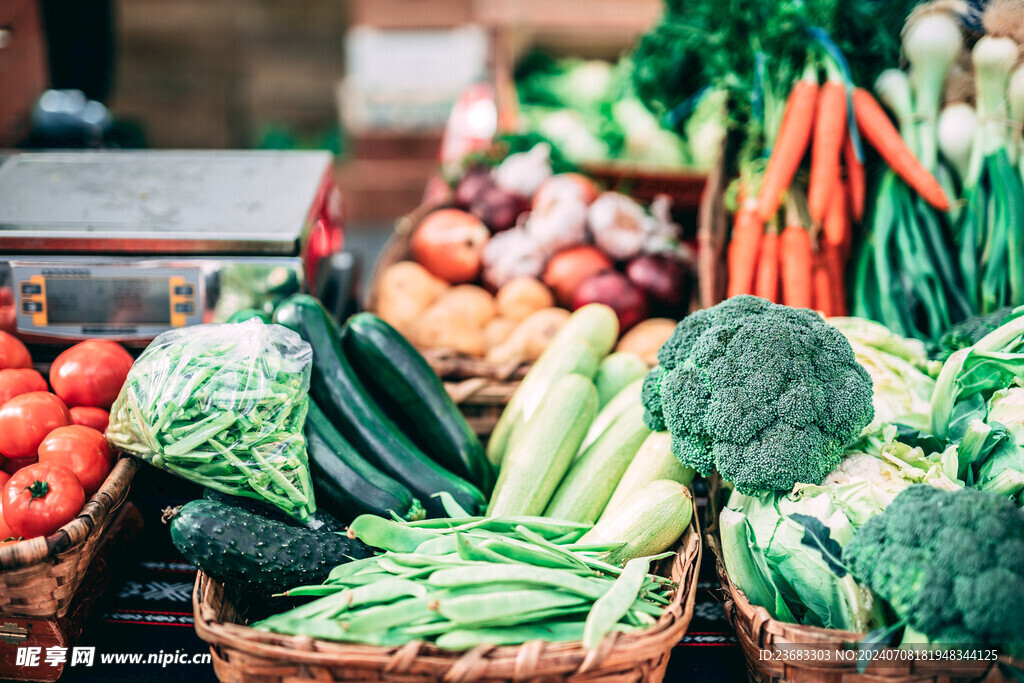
<box><xmin>903</xmin><ymin>12</ymin><xmax>964</xmax><ymax>171</ymax></box>
<box><xmin>875</xmin><ymin>69</ymin><xmax>918</xmax><ymax>154</ymax></box>
<box><xmin>1009</xmin><ymin>64</ymin><xmax>1024</xmax><ymax>165</ymax></box>
<box><xmin>965</xmin><ymin>36</ymin><xmax>1019</xmax><ymax>185</ymax></box>
<box><xmin>938</xmin><ymin>102</ymin><xmax>978</xmax><ymax>182</ymax></box>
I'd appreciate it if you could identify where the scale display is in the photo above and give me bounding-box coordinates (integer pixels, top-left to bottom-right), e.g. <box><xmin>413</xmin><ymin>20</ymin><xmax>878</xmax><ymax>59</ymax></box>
<box><xmin>10</xmin><ymin>263</ymin><xmax>203</xmax><ymax>341</ymax></box>
<box><xmin>45</xmin><ymin>278</ymin><xmax>172</xmax><ymax>325</ymax></box>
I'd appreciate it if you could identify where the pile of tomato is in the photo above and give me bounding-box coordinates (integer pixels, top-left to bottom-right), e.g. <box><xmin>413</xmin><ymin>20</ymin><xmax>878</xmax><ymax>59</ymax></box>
<box><xmin>0</xmin><ymin>333</ymin><xmax>133</xmax><ymax>544</ymax></box>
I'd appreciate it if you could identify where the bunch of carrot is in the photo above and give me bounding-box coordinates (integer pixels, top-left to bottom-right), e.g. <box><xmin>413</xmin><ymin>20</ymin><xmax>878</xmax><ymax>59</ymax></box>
<box><xmin>725</xmin><ymin>63</ymin><xmax>951</xmax><ymax>317</ymax></box>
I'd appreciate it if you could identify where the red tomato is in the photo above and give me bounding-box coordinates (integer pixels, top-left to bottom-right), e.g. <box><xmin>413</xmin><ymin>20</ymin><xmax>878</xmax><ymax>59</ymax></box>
<box><xmin>0</xmin><ymin>392</ymin><xmax>72</xmax><ymax>458</ymax></box>
<box><xmin>0</xmin><ymin>332</ymin><xmax>31</xmax><ymax>370</ymax></box>
<box><xmin>49</xmin><ymin>340</ymin><xmax>134</xmax><ymax>409</ymax></box>
<box><xmin>3</xmin><ymin>463</ymin><xmax>85</xmax><ymax>538</ymax></box>
<box><xmin>0</xmin><ymin>474</ymin><xmax>17</xmax><ymax>540</ymax></box>
<box><xmin>37</xmin><ymin>426</ymin><xmax>113</xmax><ymax>497</ymax></box>
<box><xmin>0</xmin><ymin>369</ymin><xmax>48</xmax><ymax>406</ymax></box>
<box><xmin>69</xmin><ymin>406</ymin><xmax>110</xmax><ymax>433</ymax></box>
<box><xmin>1</xmin><ymin>457</ymin><xmax>36</xmax><ymax>475</ymax></box>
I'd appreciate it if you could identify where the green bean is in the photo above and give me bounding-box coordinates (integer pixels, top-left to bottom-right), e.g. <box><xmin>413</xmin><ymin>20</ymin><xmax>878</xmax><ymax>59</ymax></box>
<box><xmin>479</xmin><ymin>537</ymin><xmax>582</xmax><ymax>570</ymax></box>
<box><xmin>413</xmin><ymin>535</ymin><xmax>459</xmax><ymax>556</ymax></box>
<box><xmin>347</xmin><ymin>515</ymin><xmax>441</xmax><ymax>552</ymax></box>
<box><xmin>340</xmin><ymin>597</ymin><xmax>441</xmax><ymax>633</ymax></box>
<box><xmin>512</xmin><ymin>526</ymin><xmax>590</xmax><ymax>571</ymax></box>
<box><xmin>583</xmin><ymin>557</ymin><xmax>650</xmax><ymax>649</ymax></box>
<box><xmin>432</xmin><ymin>491</ymin><xmax>472</xmax><ymax>518</ymax></box>
<box><xmin>427</xmin><ymin>565</ymin><xmax>607</xmax><ymax>597</ymax></box>
<box><xmin>435</xmin><ymin>589</ymin><xmax>587</xmax><ymax>625</ymax></box>
<box><xmin>327</xmin><ymin>558</ymin><xmax>381</xmax><ymax>581</ymax></box>
<box><xmin>454</xmin><ymin>534</ymin><xmax>517</xmax><ymax>565</ymax></box>
<box><xmin>434</xmin><ymin>621</ymin><xmax>587</xmax><ymax>650</ymax></box>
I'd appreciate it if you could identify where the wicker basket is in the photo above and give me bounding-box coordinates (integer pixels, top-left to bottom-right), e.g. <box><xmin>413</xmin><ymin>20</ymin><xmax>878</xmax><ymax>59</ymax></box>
<box><xmin>192</xmin><ymin>508</ymin><xmax>702</xmax><ymax>683</ymax></box>
<box><xmin>0</xmin><ymin>456</ymin><xmax>139</xmax><ymax>619</ymax></box>
<box><xmin>703</xmin><ymin>499</ymin><xmax>1023</xmax><ymax>682</ymax></box>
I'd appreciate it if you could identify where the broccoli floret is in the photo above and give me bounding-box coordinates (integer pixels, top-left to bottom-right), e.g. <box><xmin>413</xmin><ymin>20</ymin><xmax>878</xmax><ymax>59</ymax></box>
<box><xmin>937</xmin><ymin>307</ymin><xmax>1015</xmax><ymax>360</ymax></box>
<box><xmin>843</xmin><ymin>485</ymin><xmax>1024</xmax><ymax>648</ymax></box>
<box><xmin>640</xmin><ymin>295</ymin><xmax>873</xmax><ymax>493</ymax></box>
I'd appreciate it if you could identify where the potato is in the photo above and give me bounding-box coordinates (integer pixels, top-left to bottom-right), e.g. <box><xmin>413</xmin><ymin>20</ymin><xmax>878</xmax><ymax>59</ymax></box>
<box><xmin>376</xmin><ymin>261</ymin><xmax>449</xmax><ymax>336</ymax></box>
<box><xmin>413</xmin><ymin>301</ymin><xmax>487</xmax><ymax>356</ymax></box>
<box><xmin>495</xmin><ymin>277</ymin><xmax>556</xmax><ymax>322</ymax></box>
<box><xmin>615</xmin><ymin>318</ymin><xmax>677</xmax><ymax>365</ymax></box>
<box><xmin>486</xmin><ymin>307</ymin><xmax>570</xmax><ymax>365</ymax></box>
<box><xmin>483</xmin><ymin>317</ymin><xmax>517</xmax><ymax>350</ymax></box>
<box><xmin>433</xmin><ymin>284</ymin><xmax>496</xmax><ymax>327</ymax></box>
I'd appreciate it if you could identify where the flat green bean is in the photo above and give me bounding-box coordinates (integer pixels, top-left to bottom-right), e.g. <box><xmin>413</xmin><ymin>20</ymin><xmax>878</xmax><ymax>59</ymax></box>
<box><xmin>583</xmin><ymin>557</ymin><xmax>650</xmax><ymax>649</ymax></box>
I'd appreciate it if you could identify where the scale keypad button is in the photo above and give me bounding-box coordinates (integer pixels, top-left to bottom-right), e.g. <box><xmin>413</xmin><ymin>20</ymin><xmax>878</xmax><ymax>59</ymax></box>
<box><xmin>21</xmin><ymin>301</ymin><xmax>43</xmax><ymax>313</ymax></box>
<box><xmin>20</xmin><ymin>283</ymin><xmax>42</xmax><ymax>296</ymax></box>
<box><xmin>173</xmin><ymin>285</ymin><xmax>194</xmax><ymax>297</ymax></box>
<box><xmin>174</xmin><ymin>302</ymin><xmax>195</xmax><ymax>314</ymax></box>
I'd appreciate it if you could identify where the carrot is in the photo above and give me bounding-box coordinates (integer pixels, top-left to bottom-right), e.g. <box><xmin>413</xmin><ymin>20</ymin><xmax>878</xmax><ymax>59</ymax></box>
<box><xmin>811</xmin><ymin>250</ymin><xmax>835</xmax><ymax>317</ymax></box>
<box><xmin>843</xmin><ymin>133</ymin><xmax>866</xmax><ymax>223</ymax></box>
<box><xmin>822</xmin><ymin>174</ymin><xmax>850</xmax><ymax>252</ymax></box>
<box><xmin>779</xmin><ymin>225</ymin><xmax>814</xmax><ymax>309</ymax></box>
<box><xmin>726</xmin><ymin>206</ymin><xmax>764</xmax><ymax>298</ymax></box>
<box><xmin>756</xmin><ymin>77</ymin><xmax>819</xmax><ymax>222</ymax></box>
<box><xmin>754</xmin><ymin>230</ymin><xmax>780</xmax><ymax>302</ymax></box>
<box><xmin>807</xmin><ymin>80</ymin><xmax>847</xmax><ymax>227</ymax></box>
<box><xmin>852</xmin><ymin>88</ymin><xmax>950</xmax><ymax>211</ymax></box>
<box><xmin>824</xmin><ymin>244</ymin><xmax>848</xmax><ymax>317</ymax></box>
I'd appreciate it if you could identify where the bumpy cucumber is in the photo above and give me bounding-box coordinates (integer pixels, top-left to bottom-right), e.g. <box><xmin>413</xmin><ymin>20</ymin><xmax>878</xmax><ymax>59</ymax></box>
<box><xmin>171</xmin><ymin>498</ymin><xmax>371</xmax><ymax>594</ymax></box>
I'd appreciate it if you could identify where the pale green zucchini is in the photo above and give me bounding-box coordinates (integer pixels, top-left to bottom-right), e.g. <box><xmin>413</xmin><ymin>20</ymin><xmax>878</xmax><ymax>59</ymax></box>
<box><xmin>543</xmin><ymin>404</ymin><xmax>650</xmax><ymax>524</ymax></box>
<box><xmin>487</xmin><ymin>374</ymin><xmax>598</xmax><ymax>517</ymax></box>
<box><xmin>487</xmin><ymin>304</ymin><xmax>617</xmax><ymax>466</ymax></box>
<box><xmin>580</xmin><ymin>479</ymin><xmax>693</xmax><ymax>566</ymax></box>
<box><xmin>579</xmin><ymin>377</ymin><xmax>643</xmax><ymax>452</ymax></box>
<box><xmin>594</xmin><ymin>352</ymin><xmax>648</xmax><ymax>408</ymax></box>
<box><xmin>600</xmin><ymin>432</ymin><xmax>695</xmax><ymax>521</ymax></box>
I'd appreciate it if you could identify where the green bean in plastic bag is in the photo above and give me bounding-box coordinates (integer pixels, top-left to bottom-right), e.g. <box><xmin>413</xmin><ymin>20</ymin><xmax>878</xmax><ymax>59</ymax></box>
<box><xmin>106</xmin><ymin>320</ymin><xmax>317</xmax><ymax>521</ymax></box>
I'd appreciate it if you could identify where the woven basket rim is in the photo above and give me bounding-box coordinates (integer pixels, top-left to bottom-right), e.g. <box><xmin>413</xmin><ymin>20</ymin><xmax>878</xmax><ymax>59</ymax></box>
<box><xmin>704</xmin><ymin>496</ymin><xmax>1024</xmax><ymax>677</ymax></box>
<box><xmin>0</xmin><ymin>456</ymin><xmax>139</xmax><ymax>570</ymax></box>
<box><xmin>192</xmin><ymin>504</ymin><xmax>702</xmax><ymax>678</ymax></box>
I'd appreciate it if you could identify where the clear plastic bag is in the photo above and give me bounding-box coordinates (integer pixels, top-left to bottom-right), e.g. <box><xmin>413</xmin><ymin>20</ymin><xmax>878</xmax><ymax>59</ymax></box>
<box><xmin>107</xmin><ymin>320</ymin><xmax>317</xmax><ymax>521</ymax></box>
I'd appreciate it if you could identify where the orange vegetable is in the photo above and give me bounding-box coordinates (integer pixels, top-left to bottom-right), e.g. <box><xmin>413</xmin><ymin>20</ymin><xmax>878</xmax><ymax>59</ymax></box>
<box><xmin>823</xmin><ymin>174</ymin><xmax>850</xmax><ymax>254</ymax></box>
<box><xmin>757</xmin><ymin>77</ymin><xmax>819</xmax><ymax>222</ymax></box>
<box><xmin>812</xmin><ymin>250</ymin><xmax>834</xmax><ymax>317</ymax></box>
<box><xmin>852</xmin><ymin>88</ymin><xmax>950</xmax><ymax>211</ymax></box>
<box><xmin>807</xmin><ymin>80</ymin><xmax>848</xmax><ymax>227</ymax></box>
<box><xmin>754</xmin><ymin>231</ymin><xmax>780</xmax><ymax>302</ymax></box>
<box><xmin>726</xmin><ymin>206</ymin><xmax>764</xmax><ymax>298</ymax></box>
<box><xmin>824</xmin><ymin>244</ymin><xmax>848</xmax><ymax>317</ymax></box>
<box><xmin>779</xmin><ymin>225</ymin><xmax>813</xmax><ymax>309</ymax></box>
<box><xmin>843</xmin><ymin>134</ymin><xmax>866</xmax><ymax>224</ymax></box>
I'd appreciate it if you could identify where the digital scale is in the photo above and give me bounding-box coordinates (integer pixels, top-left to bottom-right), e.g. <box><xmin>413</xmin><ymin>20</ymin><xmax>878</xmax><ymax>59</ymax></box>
<box><xmin>0</xmin><ymin>150</ymin><xmax>344</xmax><ymax>347</ymax></box>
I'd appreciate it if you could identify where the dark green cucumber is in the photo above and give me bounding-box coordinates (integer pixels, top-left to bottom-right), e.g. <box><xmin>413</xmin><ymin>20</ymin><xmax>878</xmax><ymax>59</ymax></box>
<box><xmin>273</xmin><ymin>295</ymin><xmax>486</xmax><ymax>518</ymax></box>
<box><xmin>170</xmin><ymin>498</ymin><xmax>371</xmax><ymax>594</ymax></box>
<box><xmin>305</xmin><ymin>401</ymin><xmax>425</xmax><ymax>521</ymax></box>
<box><xmin>201</xmin><ymin>488</ymin><xmax>347</xmax><ymax>532</ymax></box>
<box><xmin>341</xmin><ymin>313</ymin><xmax>494</xmax><ymax>493</ymax></box>
<box><xmin>226</xmin><ymin>308</ymin><xmax>272</xmax><ymax>324</ymax></box>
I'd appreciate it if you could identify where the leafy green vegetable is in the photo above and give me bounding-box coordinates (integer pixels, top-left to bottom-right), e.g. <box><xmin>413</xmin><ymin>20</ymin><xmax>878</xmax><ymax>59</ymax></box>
<box><xmin>107</xmin><ymin>320</ymin><xmax>317</xmax><ymax>521</ymax></box>
<box><xmin>641</xmin><ymin>296</ymin><xmax>874</xmax><ymax>493</ymax></box>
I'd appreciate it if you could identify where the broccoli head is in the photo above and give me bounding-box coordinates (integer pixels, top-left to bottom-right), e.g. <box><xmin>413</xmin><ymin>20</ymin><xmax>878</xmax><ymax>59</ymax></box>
<box><xmin>641</xmin><ymin>295</ymin><xmax>873</xmax><ymax>493</ymax></box>
<box><xmin>843</xmin><ymin>485</ymin><xmax>1024</xmax><ymax>647</ymax></box>
<box><xmin>936</xmin><ymin>307</ymin><xmax>1016</xmax><ymax>361</ymax></box>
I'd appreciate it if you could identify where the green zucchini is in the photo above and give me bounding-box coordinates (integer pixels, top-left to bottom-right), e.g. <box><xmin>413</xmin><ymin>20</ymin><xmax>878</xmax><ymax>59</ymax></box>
<box><xmin>594</xmin><ymin>352</ymin><xmax>648</xmax><ymax>408</ymax></box>
<box><xmin>171</xmin><ymin>498</ymin><xmax>371</xmax><ymax>594</ymax></box>
<box><xmin>273</xmin><ymin>295</ymin><xmax>486</xmax><ymax>518</ymax></box>
<box><xmin>341</xmin><ymin>313</ymin><xmax>493</xmax><ymax>493</ymax></box>
<box><xmin>601</xmin><ymin>431</ymin><xmax>695</xmax><ymax>521</ymax></box>
<box><xmin>305</xmin><ymin>400</ymin><xmax>425</xmax><ymax>522</ymax></box>
<box><xmin>543</xmin><ymin>404</ymin><xmax>650</xmax><ymax>523</ymax></box>
<box><xmin>580</xmin><ymin>480</ymin><xmax>693</xmax><ymax>567</ymax></box>
<box><xmin>226</xmin><ymin>308</ymin><xmax>271</xmax><ymax>324</ymax></box>
<box><xmin>487</xmin><ymin>374</ymin><xmax>598</xmax><ymax>517</ymax></box>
